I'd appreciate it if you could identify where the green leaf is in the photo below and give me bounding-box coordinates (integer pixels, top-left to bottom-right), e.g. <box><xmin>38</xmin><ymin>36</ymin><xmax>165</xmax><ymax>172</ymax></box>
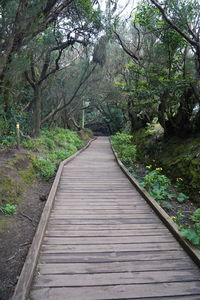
<box><xmin>177</xmin><ymin>192</ymin><xmax>188</xmax><ymax>203</ymax></box>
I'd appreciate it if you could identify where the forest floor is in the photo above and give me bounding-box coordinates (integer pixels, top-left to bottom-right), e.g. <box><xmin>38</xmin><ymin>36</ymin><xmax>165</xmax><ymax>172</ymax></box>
<box><xmin>0</xmin><ymin>149</ymin><xmax>52</xmax><ymax>300</ymax></box>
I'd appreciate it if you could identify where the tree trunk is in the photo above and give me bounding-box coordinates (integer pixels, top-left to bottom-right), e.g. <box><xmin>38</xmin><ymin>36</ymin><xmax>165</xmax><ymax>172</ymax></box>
<box><xmin>159</xmin><ymin>87</ymin><xmax>195</xmax><ymax>137</ymax></box>
<box><xmin>33</xmin><ymin>87</ymin><xmax>41</xmax><ymax>137</ymax></box>
<box><xmin>1</xmin><ymin>80</ymin><xmax>11</xmax><ymax>115</ymax></box>
<box><xmin>127</xmin><ymin>100</ymin><xmax>137</xmax><ymax>132</ymax></box>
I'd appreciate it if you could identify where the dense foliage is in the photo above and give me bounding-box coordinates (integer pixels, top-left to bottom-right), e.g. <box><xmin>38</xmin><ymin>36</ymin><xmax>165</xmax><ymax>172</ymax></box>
<box><xmin>111</xmin><ymin>133</ymin><xmax>136</xmax><ymax>163</ymax></box>
<box><xmin>0</xmin><ymin>0</ymin><xmax>102</xmax><ymax>137</ymax></box>
<box><xmin>23</xmin><ymin>128</ymin><xmax>84</xmax><ymax>180</ymax></box>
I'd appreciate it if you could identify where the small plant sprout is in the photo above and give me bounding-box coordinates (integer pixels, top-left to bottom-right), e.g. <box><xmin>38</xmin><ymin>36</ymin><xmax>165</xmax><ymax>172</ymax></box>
<box><xmin>180</xmin><ymin>208</ymin><xmax>200</xmax><ymax>246</ymax></box>
<box><xmin>177</xmin><ymin>192</ymin><xmax>189</xmax><ymax>203</ymax></box>
<box><xmin>0</xmin><ymin>204</ymin><xmax>17</xmax><ymax>215</ymax></box>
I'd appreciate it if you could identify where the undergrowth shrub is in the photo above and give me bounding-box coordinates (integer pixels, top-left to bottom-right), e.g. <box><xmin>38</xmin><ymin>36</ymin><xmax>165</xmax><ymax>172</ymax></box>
<box><xmin>180</xmin><ymin>208</ymin><xmax>200</xmax><ymax>246</ymax></box>
<box><xmin>43</xmin><ymin>128</ymin><xmax>84</xmax><ymax>149</ymax></box>
<box><xmin>142</xmin><ymin>169</ymin><xmax>173</xmax><ymax>208</ymax></box>
<box><xmin>49</xmin><ymin>149</ymin><xmax>74</xmax><ymax>163</ymax></box>
<box><xmin>0</xmin><ymin>135</ymin><xmax>16</xmax><ymax>148</ymax></box>
<box><xmin>0</xmin><ymin>172</ymin><xmax>23</xmax><ymax>206</ymax></box>
<box><xmin>22</xmin><ymin>128</ymin><xmax>84</xmax><ymax>180</ymax></box>
<box><xmin>111</xmin><ymin>133</ymin><xmax>136</xmax><ymax>163</ymax></box>
<box><xmin>142</xmin><ymin>169</ymin><xmax>189</xmax><ymax>209</ymax></box>
<box><xmin>0</xmin><ymin>204</ymin><xmax>16</xmax><ymax>215</ymax></box>
<box><xmin>32</xmin><ymin>157</ymin><xmax>56</xmax><ymax>180</ymax></box>
<box><xmin>78</xmin><ymin>128</ymin><xmax>93</xmax><ymax>141</ymax></box>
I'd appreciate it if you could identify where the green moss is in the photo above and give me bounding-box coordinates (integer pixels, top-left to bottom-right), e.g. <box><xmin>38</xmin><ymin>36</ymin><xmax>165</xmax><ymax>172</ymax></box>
<box><xmin>0</xmin><ymin>217</ymin><xmax>12</xmax><ymax>233</ymax></box>
<box><xmin>9</xmin><ymin>155</ymin><xmax>31</xmax><ymax>170</ymax></box>
<box><xmin>0</xmin><ymin>171</ymin><xmax>24</xmax><ymax>206</ymax></box>
<box><xmin>8</xmin><ymin>155</ymin><xmax>37</xmax><ymax>184</ymax></box>
<box><xmin>78</xmin><ymin>128</ymin><xmax>93</xmax><ymax>141</ymax></box>
<box><xmin>132</xmin><ymin>126</ymin><xmax>161</xmax><ymax>161</ymax></box>
<box><xmin>18</xmin><ymin>164</ymin><xmax>36</xmax><ymax>184</ymax></box>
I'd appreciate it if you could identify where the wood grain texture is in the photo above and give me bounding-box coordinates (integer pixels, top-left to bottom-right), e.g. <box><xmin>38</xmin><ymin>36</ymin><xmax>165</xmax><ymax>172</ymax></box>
<box><xmin>39</xmin><ymin>250</ymin><xmax>188</xmax><ymax>263</ymax></box>
<box><xmin>38</xmin><ymin>260</ymin><xmax>198</xmax><ymax>274</ymax></box>
<box><xmin>30</xmin><ymin>282</ymin><xmax>200</xmax><ymax>300</ymax></box>
<box><xmin>14</xmin><ymin>137</ymin><xmax>200</xmax><ymax>300</ymax></box>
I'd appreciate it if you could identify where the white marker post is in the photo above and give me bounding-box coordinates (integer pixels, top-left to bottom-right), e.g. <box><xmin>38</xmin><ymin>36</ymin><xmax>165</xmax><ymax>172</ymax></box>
<box><xmin>16</xmin><ymin>123</ymin><xmax>20</xmax><ymax>150</ymax></box>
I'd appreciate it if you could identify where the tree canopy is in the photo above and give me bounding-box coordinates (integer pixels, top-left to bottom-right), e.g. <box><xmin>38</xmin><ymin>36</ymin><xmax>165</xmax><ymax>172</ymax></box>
<box><xmin>0</xmin><ymin>0</ymin><xmax>200</xmax><ymax>138</ymax></box>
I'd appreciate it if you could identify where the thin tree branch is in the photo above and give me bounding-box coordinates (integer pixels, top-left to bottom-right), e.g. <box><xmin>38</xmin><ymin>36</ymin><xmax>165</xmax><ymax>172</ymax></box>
<box><xmin>150</xmin><ymin>0</ymin><xmax>199</xmax><ymax>47</ymax></box>
<box><xmin>42</xmin><ymin>64</ymin><xmax>97</xmax><ymax>123</ymax></box>
<box><xmin>114</xmin><ymin>30</ymin><xmax>139</xmax><ymax>61</ymax></box>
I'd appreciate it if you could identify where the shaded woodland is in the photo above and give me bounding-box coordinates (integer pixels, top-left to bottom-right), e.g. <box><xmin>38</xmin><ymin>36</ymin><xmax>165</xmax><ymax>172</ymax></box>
<box><xmin>0</xmin><ymin>2</ymin><xmax>200</xmax><ymax>298</ymax></box>
<box><xmin>1</xmin><ymin>0</ymin><xmax>200</xmax><ymax>199</ymax></box>
<box><xmin>0</xmin><ymin>0</ymin><xmax>199</xmax><ymax>139</ymax></box>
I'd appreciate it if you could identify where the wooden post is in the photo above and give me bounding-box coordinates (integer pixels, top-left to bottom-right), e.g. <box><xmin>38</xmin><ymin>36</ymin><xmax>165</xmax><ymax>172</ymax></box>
<box><xmin>16</xmin><ymin>123</ymin><xmax>20</xmax><ymax>150</ymax></box>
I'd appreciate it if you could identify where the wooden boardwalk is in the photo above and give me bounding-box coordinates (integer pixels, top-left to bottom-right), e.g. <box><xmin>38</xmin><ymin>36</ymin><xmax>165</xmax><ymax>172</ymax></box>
<box><xmin>28</xmin><ymin>138</ymin><xmax>200</xmax><ymax>299</ymax></box>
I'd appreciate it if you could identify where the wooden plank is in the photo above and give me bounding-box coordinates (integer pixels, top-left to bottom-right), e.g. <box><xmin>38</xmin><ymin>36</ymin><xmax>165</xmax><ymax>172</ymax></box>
<box><xmin>48</xmin><ymin>222</ymin><xmax>166</xmax><ymax>233</ymax></box>
<box><xmin>52</xmin><ymin>207</ymin><xmax>151</xmax><ymax>211</ymax></box>
<box><xmin>38</xmin><ymin>259</ymin><xmax>197</xmax><ymax>275</ymax></box>
<box><xmin>56</xmin><ymin>193</ymin><xmax>140</xmax><ymax>197</ymax></box>
<box><xmin>54</xmin><ymin>201</ymin><xmax>146</xmax><ymax>205</ymax></box>
<box><xmin>46</xmin><ymin>223</ymin><xmax>166</xmax><ymax>230</ymax></box>
<box><xmin>45</xmin><ymin>229</ymin><xmax>169</xmax><ymax>237</ymax></box>
<box><xmin>52</xmin><ymin>204</ymin><xmax>148</xmax><ymax>208</ymax></box>
<box><xmin>43</xmin><ymin>235</ymin><xmax>174</xmax><ymax>244</ymax></box>
<box><xmin>30</xmin><ymin>281</ymin><xmax>200</xmax><ymax>300</ymax></box>
<box><xmin>48</xmin><ymin>218</ymin><xmax>161</xmax><ymax>225</ymax></box>
<box><xmin>52</xmin><ymin>209</ymin><xmax>152</xmax><ymax>214</ymax></box>
<box><xmin>34</xmin><ymin>270</ymin><xmax>200</xmax><ymax>287</ymax></box>
<box><xmin>59</xmin><ymin>179</ymin><xmax>130</xmax><ymax>182</ymax></box>
<box><xmin>39</xmin><ymin>250</ymin><xmax>188</xmax><ymax>263</ymax></box>
<box><xmin>50</xmin><ymin>214</ymin><xmax>156</xmax><ymax>219</ymax></box>
<box><xmin>41</xmin><ymin>242</ymin><xmax>181</xmax><ymax>253</ymax></box>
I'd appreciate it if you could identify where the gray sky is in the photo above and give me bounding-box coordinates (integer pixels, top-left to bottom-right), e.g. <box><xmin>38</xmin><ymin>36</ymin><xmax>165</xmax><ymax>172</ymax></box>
<box><xmin>101</xmin><ymin>0</ymin><xmax>140</xmax><ymax>17</ymax></box>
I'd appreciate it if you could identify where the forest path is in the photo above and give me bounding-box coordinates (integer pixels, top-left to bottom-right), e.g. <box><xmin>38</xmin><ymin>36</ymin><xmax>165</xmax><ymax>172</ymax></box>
<box><xmin>18</xmin><ymin>138</ymin><xmax>200</xmax><ymax>299</ymax></box>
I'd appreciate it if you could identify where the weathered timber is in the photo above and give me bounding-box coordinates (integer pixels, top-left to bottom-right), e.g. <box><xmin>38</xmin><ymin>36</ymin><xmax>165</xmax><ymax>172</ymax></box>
<box><xmin>29</xmin><ymin>282</ymin><xmax>200</xmax><ymax>300</ymax></box>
